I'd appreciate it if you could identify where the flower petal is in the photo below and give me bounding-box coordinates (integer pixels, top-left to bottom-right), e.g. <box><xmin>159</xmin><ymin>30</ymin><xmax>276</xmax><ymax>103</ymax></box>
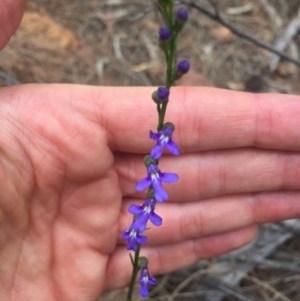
<box><xmin>151</xmin><ymin>145</ymin><xmax>163</xmax><ymax>159</ymax></box>
<box><xmin>137</xmin><ymin>234</ymin><xmax>148</xmax><ymax>245</ymax></box>
<box><xmin>136</xmin><ymin>177</ymin><xmax>152</xmax><ymax>191</ymax></box>
<box><xmin>127</xmin><ymin>237</ymin><xmax>138</xmax><ymax>251</ymax></box>
<box><xmin>133</xmin><ymin>214</ymin><xmax>148</xmax><ymax>232</ymax></box>
<box><xmin>149</xmin><ymin>130</ymin><xmax>160</xmax><ymax>140</ymax></box>
<box><xmin>139</xmin><ymin>284</ymin><xmax>149</xmax><ymax>297</ymax></box>
<box><xmin>160</xmin><ymin>172</ymin><xmax>179</xmax><ymax>183</ymax></box>
<box><xmin>149</xmin><ymin>211</ymin><xmax>163</xmax><ymax>226</ymax></box>
<box><xmin>122</xmin><ymin>230</ymin><xmax>130</xmax><ymax>240</ymax></box>
<box><xmin>152</xmin><ymin>179</ymin><xmax>168</xmax><ymax>202</ymax></box>
<box><xmin>149</xmin><ymin>276</ymin><xmax>157</xmax><ymax>286</ymax></box>
<box><xmin>166</xmin><ymin>140</ymin><xmax>180</xmax><ymax>155</ymax></box>
<box><xmin>128</xmin><ymin>204</ymin><xmax>143</xmax><ymax>215</ymax></box>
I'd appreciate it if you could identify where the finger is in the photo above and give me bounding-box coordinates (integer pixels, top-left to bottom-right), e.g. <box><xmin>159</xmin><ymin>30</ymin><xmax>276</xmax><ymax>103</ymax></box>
<box><xmin>115</xmin><ymin>149</ymin><xmax>300</xmax><ymax>201</ymax></box>
<box><xmin>3</xmin><ymin>85</ymin><xmax>300</xmax><ymax>152</ymax></box>
<box><xmin>0</xmin><ymin>0</ymin><xmax>25</xmax><ymax>49</ymax></box>
<box><xmin>106</xmin><ymin>225</ymin><xmax>257</xmax><ymax>290</ymax></box>
<box><xmin>100</xmin><ymin>86</ymin><xmax>300</xmax><ymax>152</ymax></box>
<box><xmin>119</xmin><ymin>191</ymin><xmax>300</xmax><ymax>245</ymax></box>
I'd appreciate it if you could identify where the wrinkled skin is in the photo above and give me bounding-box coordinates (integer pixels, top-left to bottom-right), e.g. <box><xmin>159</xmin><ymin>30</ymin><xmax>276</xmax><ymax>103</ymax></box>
<box><xmin>1</xmin><ymin>2</ymin><xmax>300</xmax><ymax>301</ymax></box>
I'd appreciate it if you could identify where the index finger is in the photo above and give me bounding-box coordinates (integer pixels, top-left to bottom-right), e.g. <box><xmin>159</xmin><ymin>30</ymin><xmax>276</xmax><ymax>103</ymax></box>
<box><xmin>101</xmin><ymin>86</ymin><xmax>300</xmax><ymax>153</ymax></box>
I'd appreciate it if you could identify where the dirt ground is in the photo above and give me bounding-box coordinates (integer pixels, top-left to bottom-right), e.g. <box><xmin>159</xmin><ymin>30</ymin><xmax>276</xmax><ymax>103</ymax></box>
<box><xmin>1</xmin><ymin>0</ymin><xmax>300</xmax><ymax>92</ymax></box>
<box><xmin>1</xmin><ymin>0</ymin><xmax>300</xmax><ymax>300</ymax></box>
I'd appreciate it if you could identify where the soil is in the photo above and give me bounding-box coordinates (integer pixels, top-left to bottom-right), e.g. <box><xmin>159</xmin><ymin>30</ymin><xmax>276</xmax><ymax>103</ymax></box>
<box><xmin>1</xmin><ymin>0</ymin><xmax>300</xmax><ymax>92</ymax></box>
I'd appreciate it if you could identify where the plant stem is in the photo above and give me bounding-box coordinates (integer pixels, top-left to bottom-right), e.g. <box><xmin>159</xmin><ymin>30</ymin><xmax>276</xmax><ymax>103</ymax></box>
<box><xmin>126</xmin><ymin>245</ymin><xmax>141</xmax><ymax>301</ymax></box>
<box><xmin>157</xmin><ymin>2</ymin><xmax>177</xmax><ymax>130</ymax></box>
<box><xmin>126</xmin><ymin>2</ymin><xmax>177</xmax><ymax>300</ymax></box>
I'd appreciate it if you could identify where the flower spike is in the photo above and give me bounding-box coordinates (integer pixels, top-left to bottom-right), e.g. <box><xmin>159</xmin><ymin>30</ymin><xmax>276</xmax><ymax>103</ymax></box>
<box><xmin>123</xmin><ymin>3</ymin><xmax>189</xmax><ymax>300</ymax></box>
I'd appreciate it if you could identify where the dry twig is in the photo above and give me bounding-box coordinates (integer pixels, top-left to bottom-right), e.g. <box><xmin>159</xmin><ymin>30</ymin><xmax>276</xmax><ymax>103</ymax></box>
<box><xmin>269</xmin><ymin>7</ymin><xmax>300</xmax><ymax>71</ymax></box>
<box><xmin>177</xmin><ymin>0</ymin><xmax>300</xmax><ymax>68</ymax></box>
<box><xmin>244</xmin><ymin>274</ymin><xmax>294</xmax><ymax>301</ymax></box>
<box><xmin>259</xmin><ymin>0</ymin><xmax>283</xmax><ymax>28</ymax></box>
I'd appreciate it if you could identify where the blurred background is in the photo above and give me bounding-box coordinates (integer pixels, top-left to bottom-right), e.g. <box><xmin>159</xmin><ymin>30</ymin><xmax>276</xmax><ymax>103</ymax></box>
<box><xmin>1</xmin><ymin>0</ymin><xmax>300</xmax><ymax>300</ymax></box>
<box><xmin>1</xmin><ymin>0</ymin><xmax>300</xmax><ymax>93</ymax></box>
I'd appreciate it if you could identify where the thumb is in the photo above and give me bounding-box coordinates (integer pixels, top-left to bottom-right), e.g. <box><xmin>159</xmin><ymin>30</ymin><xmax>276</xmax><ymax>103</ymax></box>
<box><xmin>0</xmin><ymin>0</ymin><xmax>26</xmax><ymax>50</ymax></box>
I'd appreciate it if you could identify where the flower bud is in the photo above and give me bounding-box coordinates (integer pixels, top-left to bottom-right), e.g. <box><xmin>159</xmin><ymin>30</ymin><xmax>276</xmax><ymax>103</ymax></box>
<box><xmin>176</xmin><ymin>60</ymin><xmax>190</xmax><ymax>74</ymax></box>
<box><xmin>159</xmin><ymin>26</ymin><xmax>171</xmax><ymax>42</ymax></box>
<box><xmin>174</xmin><ymin>7</ymin><xmax>189</xmax><ymax>32</ymax></box>
<box><xmin>138</xmin><ymin>256</ymin><xmax>149</xmax><ymax>269</ymax></box>
<box><xmin>152</xmin><ymin>86</ymin><xmax>170</xmax><ymax>103</ymax></box>
<box><xmin>174</xmin><ymin>60</ymin><xmax>190</xmax><ymax>80</ymax></box>
<box><xmin>143</xmin><ymin>155</ymin><xmax>156</xmax><ymax>167</ymax></box>
<box><xmin>163</xmin><ymin>122</ymin><xmax>175</xmax><ymax>132</ymax></box>
<box><xmin>175</xmin><ymin>7</ymin><xmax>189</xmax><ymax>22</ymax></box>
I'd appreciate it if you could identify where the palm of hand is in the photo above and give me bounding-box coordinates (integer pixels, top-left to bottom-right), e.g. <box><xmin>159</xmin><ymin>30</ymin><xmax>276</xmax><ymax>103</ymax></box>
<box><xmin>0</xmin><ymin>86</ymin><xmax>123</xmax><ymax>301</ymax></box>
<box><xmin>2</xmin><ymin>84</ymin><xmax>300</xmax><ymax>301</ymax></box>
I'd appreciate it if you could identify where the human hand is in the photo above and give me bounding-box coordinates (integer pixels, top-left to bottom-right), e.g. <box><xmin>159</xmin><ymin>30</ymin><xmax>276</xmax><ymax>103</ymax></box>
<box><xmin>1</xmin><ymin>84</ymin><xmax>300</xmax><ymax>301</ymax></box>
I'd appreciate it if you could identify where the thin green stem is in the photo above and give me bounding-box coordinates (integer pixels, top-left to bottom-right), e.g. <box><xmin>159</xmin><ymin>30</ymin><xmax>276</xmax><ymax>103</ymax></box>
<box><xmin>126</xmin><ymin>2</ymin><xmax>178</xmax><ymax>300</ymax></box>
<box><xmin>126</xmin><ymin>245</ymin><xmax>141</xmax><ymax>301</ymax></box>
<box><xmin>157</xmin><ymin>1</ymin><xmax>178</xmax><ymax>130</ymax></box>
<box><xmin>158</xmin><ymin>32</ymin><xmax>178</xmax><ymax>130</ymax></box>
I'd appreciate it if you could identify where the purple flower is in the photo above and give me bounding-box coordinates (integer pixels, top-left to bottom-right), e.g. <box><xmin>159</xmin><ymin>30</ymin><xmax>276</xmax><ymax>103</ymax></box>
<box><xmin>176</xmin><ymin>60</ymin><xmax>190</xmax><ymax>75</ymax></box>
<box><xmin>175</xmin><ymin>7</ymin><xmax>189</xmax><ymax>22</ymax></box>
<box><xmin>150</xmin><ymin>122</ymin><xmax>180</xmax><ymax>159</ymax></box>
<box><xmin>136</xmin><ymin>156</ymin><xmax>179</xmax><ymax>202</ymax></box>
<box><xmin>159</xmin><ymin>26</ymin><xmax>171</xmax><ymax>41</ymax></box>
<box><xmin>122</xmin><ymin>226</ymin><xmax>147</xmax><ymax>251</ymax></box>
<box><xmin>129</xmin><ymin>198</ymin><xmax>162</xmax><ymax>232</ymax></box>
<box><xmin>139</xmin><ymin>264</ymin><xmax>157</xmax><ymax>297</ymax></box>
